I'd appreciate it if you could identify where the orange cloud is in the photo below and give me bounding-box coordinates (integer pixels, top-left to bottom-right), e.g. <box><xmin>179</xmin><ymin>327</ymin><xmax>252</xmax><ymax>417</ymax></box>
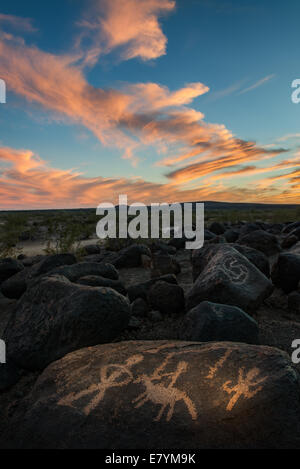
<box><xmin>78</xmin><ymin>0</ymin><xmax>175</xmax><ymax>62</ymax></box>
<box><xmin>0</xmin><ymin>146</ymin><xmax>299</xmax><ymax>210</ymax></box>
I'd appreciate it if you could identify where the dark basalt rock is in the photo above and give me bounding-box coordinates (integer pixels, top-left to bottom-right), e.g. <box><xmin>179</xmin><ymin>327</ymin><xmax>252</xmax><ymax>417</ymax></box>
<box><xmin>238</xmin><ymin>230</ymin><xmax>281</xmax><ymax>256</ymax></box>
<box><xmin>224</xmin><ymin>229</ymin><xmax>239</xmax><ymax>243</ymax></box>
<box><xmin>181</xmin><ymin>301</ymin><xmax>258</xmax><ymax>344</ymax></box>
<box><xmin>3</xmin><ymin>340</ymin><xmax>300</xmax><ymax>449</ymax></box>
<box><xmin>272</xmin><ymin>253</ymin><xmax>300</xmax><ymax>294</ymax></box>
<box><xmin>0</xmin><ymin>258</ymin><xmax>24</xmax><ymax>284</ymax></box>
<box><xmin>192</xmin><ymin>243</ymin><xmax>270</xmax><ymax>281</ymax></box>
<box><xmin>130</xmin><ymin>298</ymin><xmax>149</xmax><ymax>318</ymax></box>
<box><xmin>84</xmin><ymin>244</ymin><xmax>102</xmax><ymax>255</ymax></box>
<box><xmin>187</xmin><ymin>245</ymin><xmax>273</xmax><ymax>313</ymax></box>
<box><xmin>209</xmin><ymin>222</ymin><xmax>225</xmax><ymax>235</ymax></box>
<box><xmin>148</xmin><ymin>281</ymin><xmax>185</xmax><ymax>315</ymax></box>
<box><xmin>282</xmin><ymin>221</ymin><xmax>300</xmax><ymax>234</ymax></box>
<box><xmin>1</xmin><ymin>253</ymin><xmax>77</xmax><ymax>299</ymax></box>
<box><xmin>4</xmin><ymin>274</ymin><xmax>130</xmax><ymax>370</ymax></box>
<box><xmin>49</xmin><ymin>262</ymin><xmax>118</xmax><ymax>282</ymax></box>
<box><xmin>288</xmin><ymin>291</ymin><xmax>300</xmax><ymax>314</ymax></box>
<box><xmin>76</xmin><ymin>275</ymin><xmax>126</xmax><ymax>295</ymax></box>
<box><xmin>281</xmin><ymin>234</ymin><xmax>298</xmax><ymax>249</ymax></box>
<box><xmin>152</xmin><ymin>252</ymin><xmax>181</xmax><ymax>276</ymax></box>
<box><xmin>0</xmin><ymin>362</ymin><xmax>22</xmax><ymax>392</ymax></box>
<box><xmin>230</xmin><ymin>244</ymin><xmax>270</xmax><ymax>278</ymax></box>
<box><xmin>112</xmin><ymin>244</ymin><xmax>151</xmax><ymax>268</ymax></box>
<box><xmin>127</xmin><ymin>274</ymin><xmax>177</xmax><ymax>302</ymax></box>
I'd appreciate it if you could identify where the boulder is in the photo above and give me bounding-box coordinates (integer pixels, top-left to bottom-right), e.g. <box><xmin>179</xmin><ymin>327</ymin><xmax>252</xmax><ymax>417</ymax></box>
<box><xmin>239</xmin><ymin>223</ymin><xmax>261</xmax><ymax>236</ymax></box>
<box><xmin>281</xmin><ymin>234</ymin><xmax>298</xmax><ymax>249</ymax></box>
<box><xmin>130</xmin><ymin>298</ymin><xmax>149</xmax><ymax>318</ymax></box>
<box><xmin>0</xmin><ymin>362</ymin><xmax>22</xmax><ymax>392</ymax></box>
<box><xmin>231</xmin><ymin>244</ymin><xmax>270</xmax><ymax>278</ymax></box>
<box><xmin>49</xmin><ymin>262</ymin><xmax>118</xmax><ymax>282</ymax></box>
<box><xmin>291</xmin><ymin>227</ymin><xmax>300</xmax><ymax>240</ymax></box>
<box><xmin>151</xmin><ymin>252</ymin><xmax>180</xmax><ymax>277</ymax></box>
<box><xmin>187</xmin><ymin>245</ymin><xmax>273</xmax><ymax>312</ymax></box>
<box><xmin>127</xmin><ymin>274</ymin><xmax>177</xmax><ymax>302</ymax></box>
<box><xmin>1</xmin><ymin>253</ymin><xmax>77</xmax><ymax>299</ymax></box>
<box><xmin>209</xmin><ymin>222</ymin><xmax>225</xmax><ymax>235</ymax></box>
<box><xmin>76</xmin><ymin>275</ymin><xmax>126</xmax><ymax>295</ymax></box>
<box><xmin>238</xmin><ymin>230</ymin><xmax>281</xmax><ymax>256</ymax></box>
<box><xmin>224</xmin><ymin>229</ymin><xmax>239</xmax><ymax>243</ymax></box>
<box><xmin>0</xmin><ymin>258</ymin><xmax>24</xmax><ymax>284</ymax></box>
<box><xmin>181</xmin><ymin>301</ymin><xmax>258</xmax><ymax>344</ymax></box>
<box><xmin>288</xmin><ymin>291</ymin><xmax>300</xmax><ymax>314</ymax></box>
<box><xmin>3</xmin><ymin>340</ymin><xmax>300</xmax><ymax>449</ymax></box>
<box><xmin>271</xmin><ymin>253</ymin><xmax>300</xmax><ymax>293</ymax></box>
<box><xmin>4</xmin><ymin>275</ymin><xmax>130</xmax><ymax>370</ymax></box>
<box><xmin>84</xmin><ymin>245</ymin><xmax>102</xmax><ymax>255</ymax></box>
<box><xmin>192</xmin><ymin>243</ymin><xmax>270</xmax><ymax>281</ymax></box>
<box><xmin>148</xmin><ymin>281</ymin><xmax>185</xmax><ymax>315</ymax></box>
<box><xmin>282</xmin><ymin>221</ymin><xmax>300</xmax><ymax>234</ymax></box>
<box><xmin>112</xmin><ymin>244</ymin><xmax>151</xmax><ymax>268</ymax></box>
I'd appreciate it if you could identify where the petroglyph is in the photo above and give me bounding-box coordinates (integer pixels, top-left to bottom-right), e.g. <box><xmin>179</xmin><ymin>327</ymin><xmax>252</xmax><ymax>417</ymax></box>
<box><xmin>206</xmin><ymin>349</ymin><xmax>232</xmax><ymax>379</ymax></box>
<box><xmin>200</xmin><ymin>252</ymin><xmax>249</xmax><ymax>286</ymax></box>
<box><xmin>223</xmin><ymin>367</ymin><xmax>267</xmax><ymax>411</ymax></box>
<box><xmin>221</xmin><ymin>255</ymin><xmax>249</xmax><ymax>284</ymax></box>
<box><xmin>58</xmin><ymin>354</ymin><xmax>144</xmax><ymax>415</ymax></box>
<box><xmin>58</xmin><ymin>350</ymin><xmax>197</xmax><ymax>422</ymax></box>
<box><xmin>133</xmin><ymin>355</ymin><xmax>197</xmax><ymax>422</ymax></box>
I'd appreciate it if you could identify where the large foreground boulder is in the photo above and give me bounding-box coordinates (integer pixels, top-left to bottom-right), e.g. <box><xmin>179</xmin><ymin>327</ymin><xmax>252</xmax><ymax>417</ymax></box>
<box><xmin>181</xmin><ymin>301</ymin><xmax>258</xmax><ymax>344</ymax></box>
<box><xmin>187</xmin><ymin>245</ymin><xmax>273</xmax><ymax>312</ymax></box>
<box><xmin>4</xmin><ymin>275</ymin><xmax>130</xmax><ymax>370</ymax></box>
<box><xmin>3</xmin><ymin>340</ymin><xmax>300</xmax><ymax>448</ymax></box>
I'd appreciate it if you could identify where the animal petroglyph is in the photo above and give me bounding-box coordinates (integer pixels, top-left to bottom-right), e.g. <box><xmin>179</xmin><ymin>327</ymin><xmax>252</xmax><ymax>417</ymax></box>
<box><xmin>133</xmin><ymin>356</ymin><xmax>197</xmax><ymax>422</ymax></box>
<box><xmin>223</xmin><ymin>367</ymin><xmax>267</xmax><ymax>411</ymax></box>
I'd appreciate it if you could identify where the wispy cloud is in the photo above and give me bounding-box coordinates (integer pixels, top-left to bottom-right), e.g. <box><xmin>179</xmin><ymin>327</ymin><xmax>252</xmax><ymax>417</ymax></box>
<box><xmin>207</xmin><ymin>79</ymin><xmax>246</xmax><ymax>101</ymax></box>
<box><xmin>0</xmin><ymin>13</ymin><xmax>37</xmax><ymax>33</ymax></box>
<box><xmin>277</xmin><ymin>133</ymin><xmax>300</xmax><ymax>142</ymax></box>
<box><xmin>77</xmin><ymin>0</ymin><xmax>176</xmax><ymax>64</ymax></box>
<box><xmin>238</xmin><ymin>74</ymin><xmax>275</xmax><ymax>95</ymax></box>
<box><xmin>0</xmin><ymin>145</ymin><xmax>298</xmax><ymax>209</ymax></box>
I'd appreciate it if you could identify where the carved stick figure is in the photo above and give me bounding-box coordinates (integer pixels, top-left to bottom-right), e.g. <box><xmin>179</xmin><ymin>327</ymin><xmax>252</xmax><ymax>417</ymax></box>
<box><xmin>58</xmin><ymin>354</ymin><xmax>144</xmax><ymax>415</ymax></box>
<box><xmin>223</xmin><ymin>367</ymin><xmax>267</xmax><ymax>411</ymax></box>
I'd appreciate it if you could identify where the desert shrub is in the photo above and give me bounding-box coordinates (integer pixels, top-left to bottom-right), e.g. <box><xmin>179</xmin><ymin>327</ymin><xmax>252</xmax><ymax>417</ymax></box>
<box><xmin>44</xmin><ymin>217</ymin><xmax>85</xmax><ymax>256</ymax></box>
<box><xmin>0</xmin><ymin>213</ymin><xmax>27</xmax><ymax>258</ymax></box>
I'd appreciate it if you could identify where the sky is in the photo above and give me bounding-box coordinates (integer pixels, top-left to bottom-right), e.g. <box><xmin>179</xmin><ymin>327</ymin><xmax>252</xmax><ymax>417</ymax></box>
<box><xmin>0</xmin><ymin>0</ymin><xmax>299</xmax><ymax>209</ymax></box>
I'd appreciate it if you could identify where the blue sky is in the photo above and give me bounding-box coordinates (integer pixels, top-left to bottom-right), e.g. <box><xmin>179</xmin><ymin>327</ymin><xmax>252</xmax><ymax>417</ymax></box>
<box><xmin>0</xmin><ymin>0</ymin><xmax>299</xmax><ymax>208</ymax></box>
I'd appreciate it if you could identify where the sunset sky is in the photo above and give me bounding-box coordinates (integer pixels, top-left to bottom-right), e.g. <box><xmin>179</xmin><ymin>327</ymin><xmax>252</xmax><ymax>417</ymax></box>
<box><xmin>0</xmin><ymin>0</ymin><xmax>299</xmax><ymax>209</ymax></box>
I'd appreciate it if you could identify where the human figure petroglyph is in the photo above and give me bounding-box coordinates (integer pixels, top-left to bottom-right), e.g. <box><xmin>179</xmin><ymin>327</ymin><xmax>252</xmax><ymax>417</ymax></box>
<box><xmin>58</xmin><ymin>354</ymin><xmax>144</xmax><ymax>415</ymax></box>
<box><xmin>132</xmin><ymin>356</ymin><xmax>197</xmax><ymax>422</ymax></box>
<box><xmin>223</xmin><ymin>367</ymin><xmax>267</xmax><ymax>411</ymax></box>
